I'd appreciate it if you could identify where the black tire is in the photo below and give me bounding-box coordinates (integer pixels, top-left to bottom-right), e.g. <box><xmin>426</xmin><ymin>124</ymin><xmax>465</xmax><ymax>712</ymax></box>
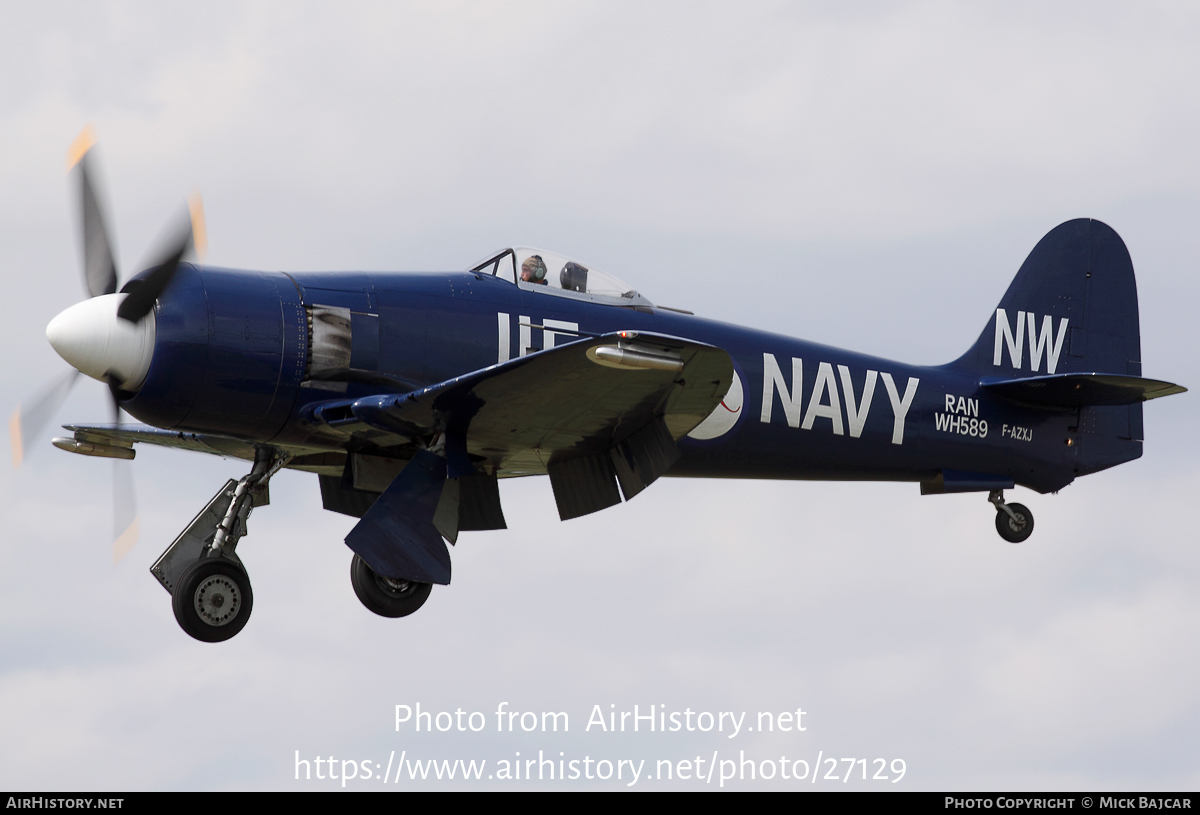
<box><xmin>350</xmin><ymin>554</ymin><xmax>432</xmax><ymax>618</ymax></box>
<box><xmin>172</xmin><ymin>557</ymin><xmax>253</xmax><ymax>642</ymax></box>
<box><xmin>995</xmin><ymin>502</ymin><xmax>1034</xmax><ymax>543</ymax></box>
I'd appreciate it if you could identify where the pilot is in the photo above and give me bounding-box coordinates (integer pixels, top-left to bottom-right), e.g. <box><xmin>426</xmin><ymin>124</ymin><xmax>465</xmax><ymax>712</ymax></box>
<box><xmin>520</xmin><ymin>255</ymin><xmax>548</xmax><ymax>285</ymax></box>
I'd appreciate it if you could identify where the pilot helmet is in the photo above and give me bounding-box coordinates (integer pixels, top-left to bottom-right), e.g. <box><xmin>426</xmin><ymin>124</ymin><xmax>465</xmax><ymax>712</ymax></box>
<box><xmin>521</xmin><ymin>255</ymin><xmax>547</xmax><ymax>283</ymax></box>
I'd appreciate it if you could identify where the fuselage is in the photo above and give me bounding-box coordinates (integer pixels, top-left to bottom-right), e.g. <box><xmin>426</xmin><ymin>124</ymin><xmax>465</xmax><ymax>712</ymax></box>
<box><xmin>116</xmin><ymin>264</ymin><xmax>1081</xmax><ymax>493</ymax></box>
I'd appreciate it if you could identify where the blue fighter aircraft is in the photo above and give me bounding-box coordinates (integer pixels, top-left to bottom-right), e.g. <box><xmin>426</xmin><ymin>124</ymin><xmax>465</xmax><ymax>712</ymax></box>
<box><xmin>12</xmin><ymin>133</ymin><xmax>1187</xmax><ymax>642</ymax></box>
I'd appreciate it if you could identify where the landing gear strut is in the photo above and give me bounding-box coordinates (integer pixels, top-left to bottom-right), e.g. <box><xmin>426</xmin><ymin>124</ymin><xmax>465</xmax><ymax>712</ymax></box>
<box><xmin>151</xmin><ymin>446</ymin><xmax>289</xmax><ymax>642</ymax></box>
<box><xmin>989</xmin><ymin>490</ymin><xmax>1033</xmax><ymax>543</ymax></box>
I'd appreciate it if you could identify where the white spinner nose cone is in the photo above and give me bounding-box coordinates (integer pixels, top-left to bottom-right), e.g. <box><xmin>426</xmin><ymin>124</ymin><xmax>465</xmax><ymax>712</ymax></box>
<box><xmin>46</xmin><ymin>294</ymin><xmax>156</xmax><ymax>391</ymax></box>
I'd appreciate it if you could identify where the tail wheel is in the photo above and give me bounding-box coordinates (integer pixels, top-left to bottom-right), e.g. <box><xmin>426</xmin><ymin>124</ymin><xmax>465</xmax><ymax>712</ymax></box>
<box><xmin>995</xmin><ymin>502</ymin><xmax>1034</xmax><ymax>543</ymax></box>
<box><xmin>350</xmin><ymin>554</ymin><xmax>432</xmax><ymax>618</ymax></box>
<box><xmin>172</xmin><ymin>557</ymin><xmax>253</xmax><ymax>642</ymax></box>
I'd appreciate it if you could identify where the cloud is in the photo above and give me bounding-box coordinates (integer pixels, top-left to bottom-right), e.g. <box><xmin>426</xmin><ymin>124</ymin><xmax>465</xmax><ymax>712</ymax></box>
<box><xmin>1</xmin><ymin>0</ymin><xmax>1197</xmax><ymax>790</ymax></box>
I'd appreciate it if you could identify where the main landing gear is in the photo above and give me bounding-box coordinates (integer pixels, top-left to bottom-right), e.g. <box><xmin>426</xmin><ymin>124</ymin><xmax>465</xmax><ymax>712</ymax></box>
<box><xmin>989</xmin><ymin>489</ymin><xmax>1034</xmax><ymax>543</ymax></box>
<box><xmin>150</xmin><ymin>447</ymin><xmax>289</xmax><ymax>642</ymax></box>
<box><xmin>151</xmin><ymin>447</ymin><xmax>436</xmax><ymax>641</ymax></box>
<box><xmin>172</xmin><ymin>557</ymin><xmax>253</xmax><ymax>642</ymax></box>
<box><xmin>350</xmin><ymin>554</ymin><xmax>432</xmax><ymax>618</ymax></box>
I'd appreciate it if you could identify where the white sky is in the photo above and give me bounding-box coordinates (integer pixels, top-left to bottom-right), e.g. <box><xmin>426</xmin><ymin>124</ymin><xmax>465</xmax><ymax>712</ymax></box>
<box><xmin>1</xmin><ymin>1</ymin><xmax>1198</xmax><ymax>790</ymax></box>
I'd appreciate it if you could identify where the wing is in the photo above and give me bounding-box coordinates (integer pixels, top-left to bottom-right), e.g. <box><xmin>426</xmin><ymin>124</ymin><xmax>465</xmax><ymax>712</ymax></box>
<box><xmin>59</xmin><ymin>423</ymin><xmax>348</xmax><ymax>475</ymax></box>
<box><xmin>63</xmin><ymin>423</ymin><xmax>257</xmax><ymax>457</ymax></box>
<box><xmin>70</xmin><ymin>332</ymin><xmax>734</xmax><ymax>586</ymax></box>
<box><xmin>347</xmin><ymin>331</ymin><xmax>732</xmax><ymax>484</ymax></box>
<box><xmin>342</xmin><ymin>331</ymin><xmax>732</xmax><ymax>586</ymax></box>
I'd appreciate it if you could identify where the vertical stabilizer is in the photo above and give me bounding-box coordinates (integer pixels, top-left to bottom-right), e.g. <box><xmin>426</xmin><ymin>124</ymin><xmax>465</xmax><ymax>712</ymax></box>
<box><xmin>953</xmin><ymin>219</ymin><xmax>1143</xmax><ymax>474</ymax></box>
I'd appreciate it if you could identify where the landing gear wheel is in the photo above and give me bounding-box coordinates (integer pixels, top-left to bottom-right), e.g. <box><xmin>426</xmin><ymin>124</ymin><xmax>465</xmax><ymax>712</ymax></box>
<box><xmin>350</xmin><ymin>554</ymin><xmax>432</xmax><ymax>618</ymax></box>
<box><xmin>172</xmin><ymin>557</ymin><xmax>253</xmax><ymax>642</ymax></box>
<box><xmin>995</xmin><ymin>502</ymin><xmax>1034</xmax><ymax>543</ymax></box>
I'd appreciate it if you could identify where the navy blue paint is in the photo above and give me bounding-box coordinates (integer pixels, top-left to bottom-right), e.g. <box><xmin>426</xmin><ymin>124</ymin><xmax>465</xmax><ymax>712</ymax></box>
<box><xmin>122</xmin><ymin>263</ymin><xmax>209</xmax><ymax>429</ymax></box>
<box><xmin>937</xmin><ymin>470</ymin><xmax>1016</xmax><ymax>493</ymax></box>
<box><xmin>123</xmin><ymin>219</ymin><xmax>1162</xmax><ymax>500</ymax></box>
<box><xmin>350</xmin><ymin>312</ymin><xmax>379</xmax><ymax>371</ymax></box>
<box><xmin>291</xmin><ymin>272</ymin><xmax>374</xmax><ymax>311</ymax></box>
<box><xmin>953</xmin><ymin>220</ymin><xmax>1140</xmax><ymax>377</ymax></box>
<box><xmin>267</xmin><ymin>273</ymin><xmax>308</xmax><ymax>441</ymax></box>
<box><xmin>344</xmin><ymin>450</ymin><xmax>451</xmax><ymax>584</ymax></box>
<box><xmin>124</xmin><ymin>264</ymin><xmax>306</xmax><ymax>440</ymax></box>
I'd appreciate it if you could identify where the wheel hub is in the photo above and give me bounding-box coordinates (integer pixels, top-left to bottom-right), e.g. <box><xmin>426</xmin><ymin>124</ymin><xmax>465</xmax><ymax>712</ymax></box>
<box><xmin>377</xmin><ymin>574</ymin><xmax>414</xmax><ymax>598</ymax></box>
<box><xmin>194</xmin><ymin>574</ymin><xmax>242</xmax><ymax>626</ymax></box>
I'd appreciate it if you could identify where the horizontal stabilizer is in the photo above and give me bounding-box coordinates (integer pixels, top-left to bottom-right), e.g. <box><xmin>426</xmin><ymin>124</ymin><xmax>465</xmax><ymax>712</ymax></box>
<box><xmin>981</xmin><ymin>373</ymin><xmax>1186</xmax><ymax>408</ymax></box>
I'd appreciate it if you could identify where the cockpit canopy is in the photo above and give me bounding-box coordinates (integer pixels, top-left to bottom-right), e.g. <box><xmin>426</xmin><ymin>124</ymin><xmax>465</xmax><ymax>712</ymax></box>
<box><xmin>471</xmin><ymin>247</ymin><xmax>653</xmax><ymax>306</ymax></box>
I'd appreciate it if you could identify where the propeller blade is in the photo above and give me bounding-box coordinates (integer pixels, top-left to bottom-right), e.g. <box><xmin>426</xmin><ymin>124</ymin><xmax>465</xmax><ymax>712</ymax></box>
<box><xmin>189</xmin><ymin>192</ymin><xmax>207</xmax><ymax>260</ymax></box>
<box><xmin>113</xmin><ymin>456</ymin><xmax>138</xmax><ymax>563</ymax></box>
<box><xmin>116</xmin><ymin>237</ymin><xmax>187</xmax><ymax>323</ymax></box>
<box><xmin>106</xmin><ymin>377</ymin><xmax>138</xmax><ymax>562</ymax></box>
<box><xmin>68</xmin><ymin>127</ymin><xmax>119</xmax><ymax>299</ymax></box>
<box><xmin>116</xmin><ymin>193</ymin><xmax>205</xmax><ymax>323</ymax></box>
<box><xmin>9</xmin><ymin>369</ymin><xmax>81</xmax><ymax>467</ymax></box>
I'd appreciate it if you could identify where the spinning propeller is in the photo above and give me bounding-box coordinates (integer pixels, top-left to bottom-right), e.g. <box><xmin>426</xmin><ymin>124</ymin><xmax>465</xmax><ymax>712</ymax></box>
<box><xmin>8</xmin><ymin>126</ymin><xmax>206</xmax><ymax>562</ymax></box>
